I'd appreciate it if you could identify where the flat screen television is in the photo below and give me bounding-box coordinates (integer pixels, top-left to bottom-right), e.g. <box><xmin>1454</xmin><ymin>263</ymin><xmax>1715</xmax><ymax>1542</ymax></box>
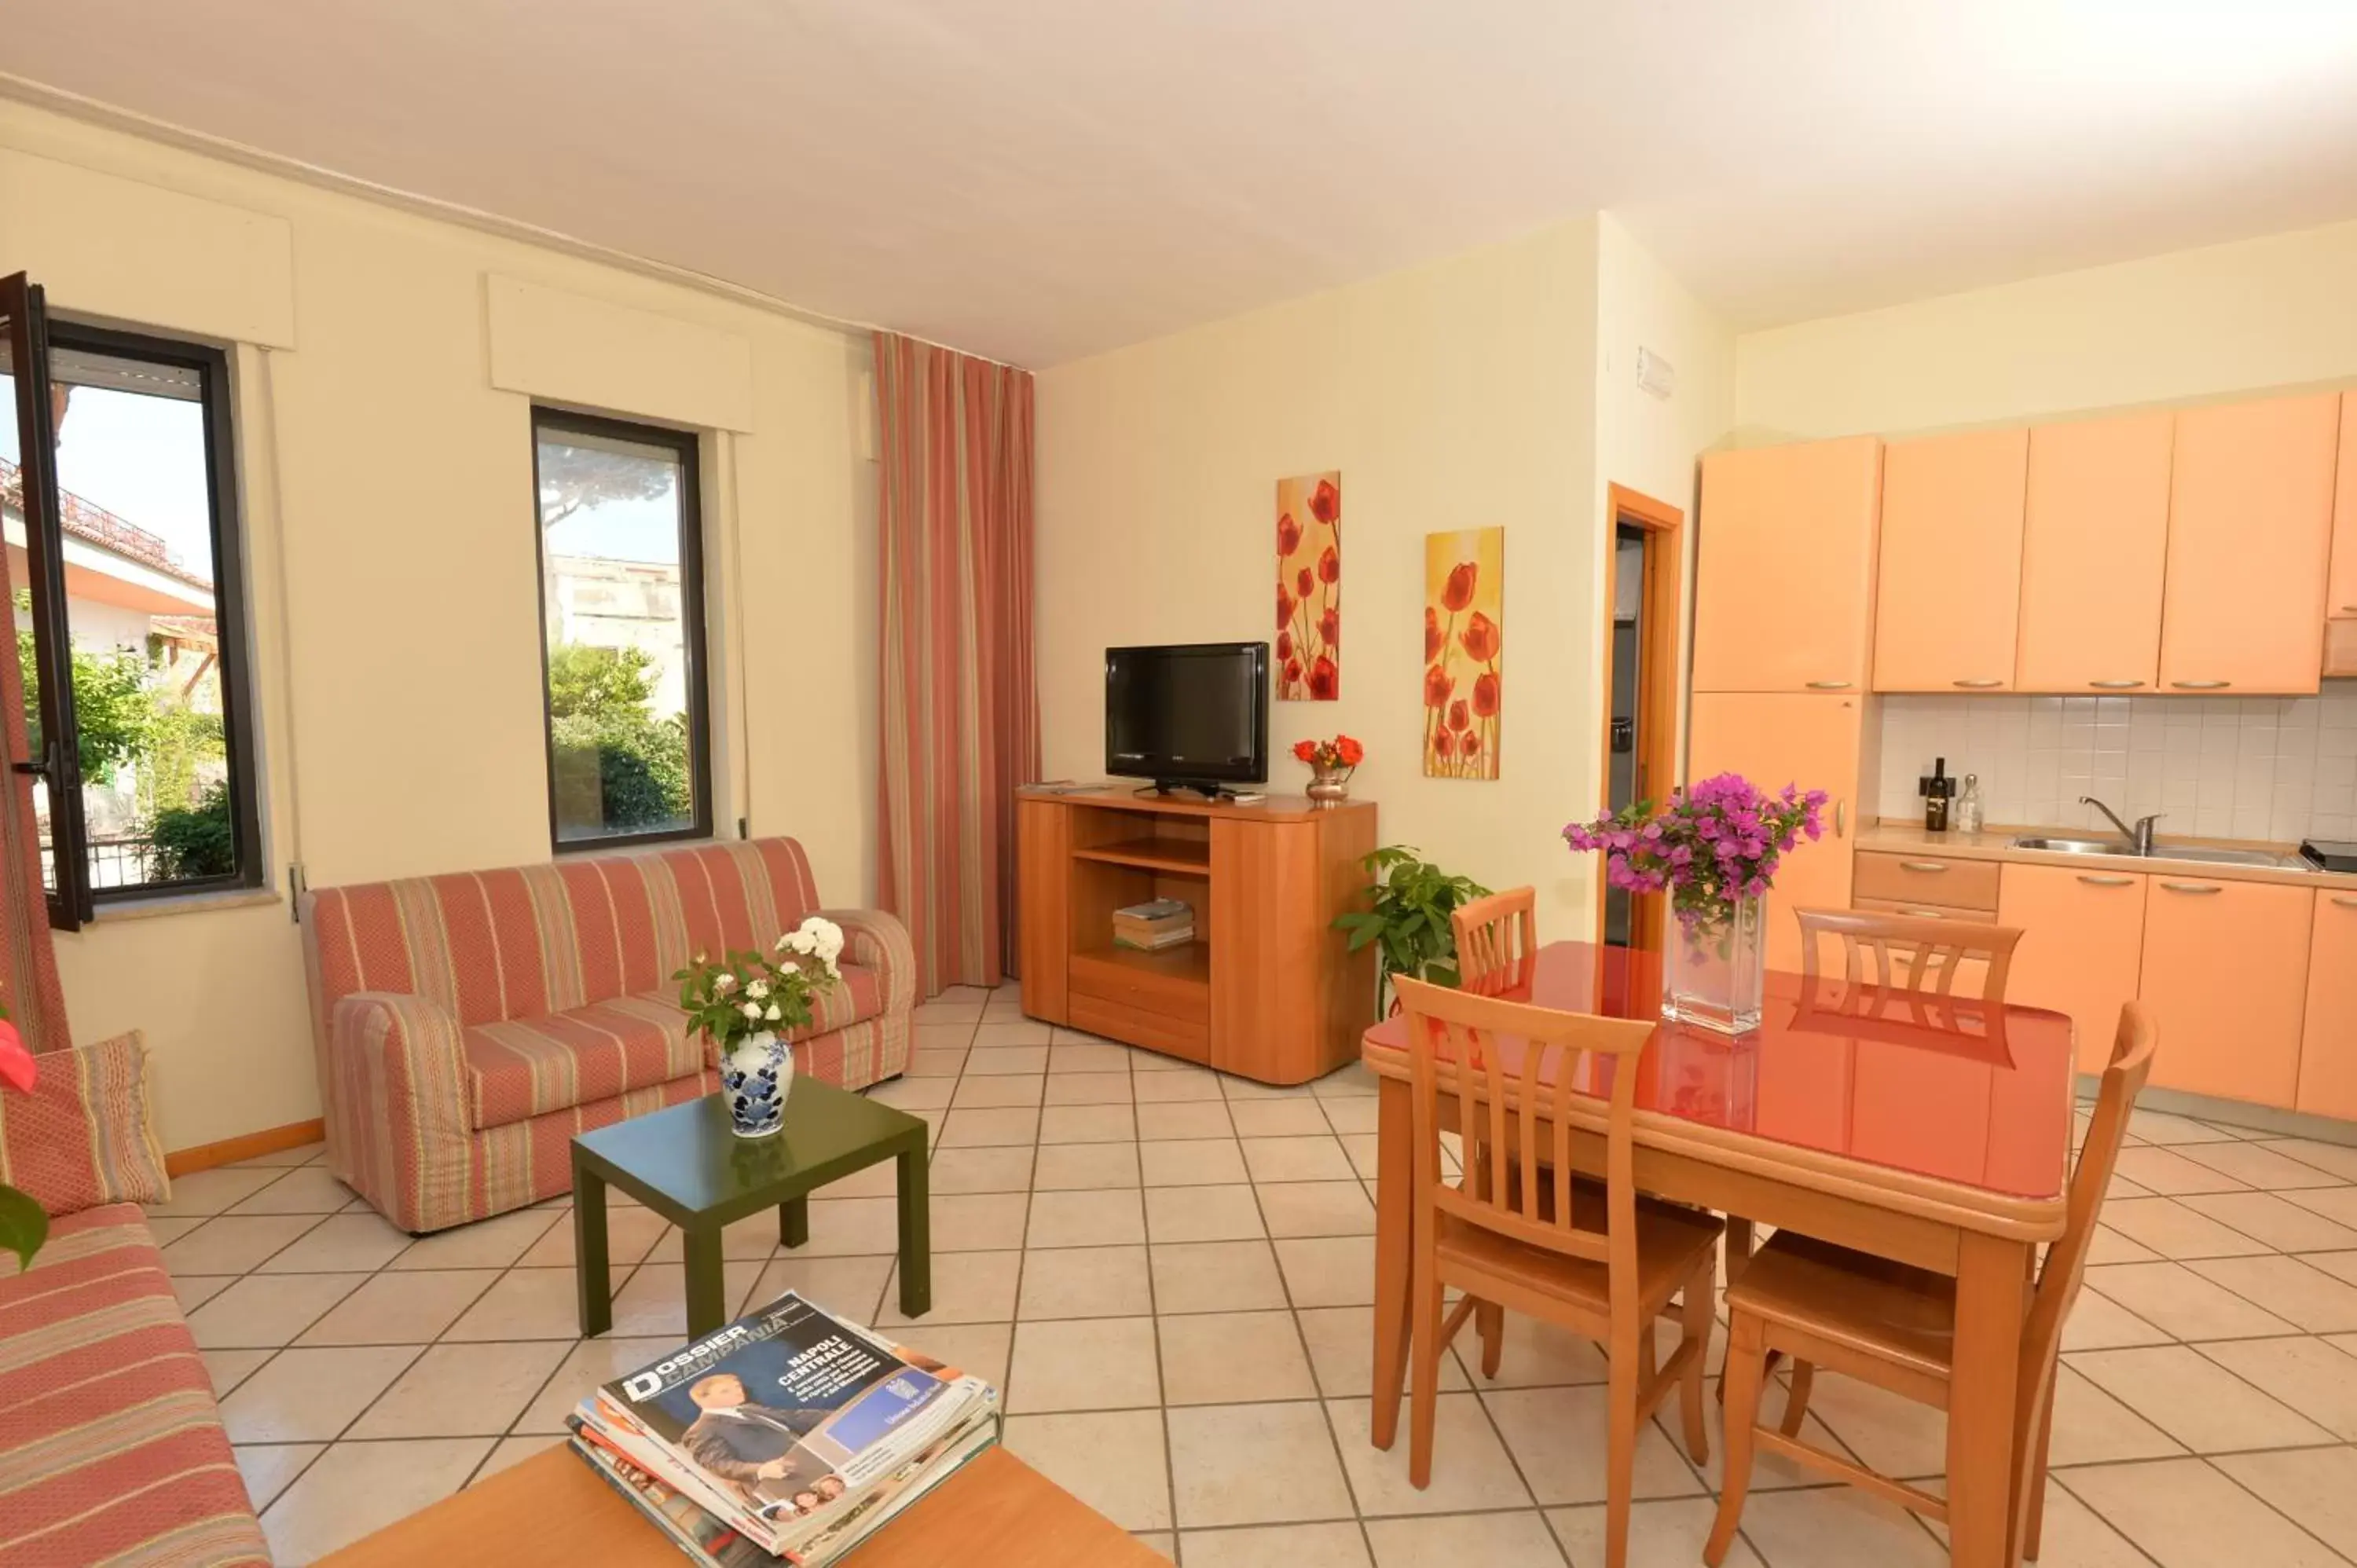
<box><xmin>1104</xmin><ymin>642</ymin><xmax>1269</xmax><ymax>795</ymax></box>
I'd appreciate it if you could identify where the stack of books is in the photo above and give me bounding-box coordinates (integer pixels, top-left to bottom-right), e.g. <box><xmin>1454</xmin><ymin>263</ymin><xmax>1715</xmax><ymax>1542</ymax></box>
<box><xmin>1113</xmin><ymin>896</ymin><xmax>1194</xmax><ymax>951</ymax></box>
<box><xmin>570</xmin><ymin>1290</ymin><xmax>1000</xmax><ymax>1567</ymax></box>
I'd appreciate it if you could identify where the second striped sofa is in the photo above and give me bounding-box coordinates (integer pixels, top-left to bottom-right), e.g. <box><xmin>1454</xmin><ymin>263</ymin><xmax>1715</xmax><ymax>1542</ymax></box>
<box><xmin>300</xmin><ymin>837</ymin><xmax>914</xmax><ymax>1233</ymax></box>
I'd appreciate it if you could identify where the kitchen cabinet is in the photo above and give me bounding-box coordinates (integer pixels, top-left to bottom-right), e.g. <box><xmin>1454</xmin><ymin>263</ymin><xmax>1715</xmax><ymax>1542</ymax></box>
<box><xmin>1873</xmin><ymin>428</ymin><xmax>2029</xmax><ymax>692</ymax></box>
<box><xmin>2014</xmin><ymin>413</ymin><xmax>2173</xmax><ymax>694</ymax></box>
<box><xmin>2329</xmin><ymin>394</ymin><xmax>2357</xmax><ymax>677</ymax></box>
<box><xmin>1692</xmin><ymin>437</ymin><xmax>1883</xmax><ymax>694</ymax></box>
<box><xmin>2158</xmin><ymin>394</ymin><xmax>2340</xmax><ymax>694</ymax></box>
<box><xmin>2297</xmin><ymin>889</ymin><xmax>2357</xmax><ymax>1121</ymax></box>
<box><xmin>1688</xmin><ymin>692</ymin><xmax>1860</xmax><ymax>972</ymax></box>
<box><xmin>2139</xmin><ymin>876</ymin><xmax>2312</xmax><ymax>1107</ymax></box>
<box><xmin>1996</xmin><ymin>863</ymin><xmax>2147</xmax><ymax>1075</ymax></box>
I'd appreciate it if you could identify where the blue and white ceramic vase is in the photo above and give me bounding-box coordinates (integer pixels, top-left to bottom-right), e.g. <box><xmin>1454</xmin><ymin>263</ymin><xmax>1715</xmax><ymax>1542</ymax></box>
<box><xmin>720</xmin><ymin>1031</ymin><xmax>794</xmax><ymax>1138</ymax></box>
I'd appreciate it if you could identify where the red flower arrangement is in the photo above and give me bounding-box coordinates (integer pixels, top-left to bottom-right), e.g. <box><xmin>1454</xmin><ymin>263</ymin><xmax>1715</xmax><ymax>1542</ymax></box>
<box><xmin>1292</xmin><ymin>734</ymin><xmax>1364</xmax><ymax>798</ymax></box>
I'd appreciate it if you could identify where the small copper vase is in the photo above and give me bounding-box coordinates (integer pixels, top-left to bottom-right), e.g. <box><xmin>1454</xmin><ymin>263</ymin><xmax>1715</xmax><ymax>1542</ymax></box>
<box><xmin>1306</xmin><ymin>764</ymin><xmax>1352</xmax><ymax>805</ymax></box>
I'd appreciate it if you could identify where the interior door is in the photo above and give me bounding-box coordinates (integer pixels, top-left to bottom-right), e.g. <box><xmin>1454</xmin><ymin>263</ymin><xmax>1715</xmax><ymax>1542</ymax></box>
<box><xmin>0</xmin><ymin>273</ymin><xmax>90</xmax><ymax>929</ymax></box>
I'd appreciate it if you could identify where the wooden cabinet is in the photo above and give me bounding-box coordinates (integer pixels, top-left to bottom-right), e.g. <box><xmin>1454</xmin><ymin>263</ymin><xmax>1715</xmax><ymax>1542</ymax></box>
<box><xmin>1688</xmin><ymin>693</ymin><xmax>1860</xmax><ymax>972</ymax></box>
<box><xmin>2015</xmin><ymin>413</ymin><xmax>2173</xmax><ymax>693</ymax></box>
<box><xmin>1996</xmin><ymin>863</ymin><xmax>2147</xmax><ymax>1075</ymax></box>
<box><xmin>1692</xmin><ymin>437</ymin><xmax>1883</xmax><ymax>694</ymax></box>
<box><xmin>2297</xmin><ymin>890</ymin><xmax>2357</xmax><ymax>1121</ymax></box>
<box><xmin>2329</xmin><ymin>395</ymin><xmax>2357</xmax><ymax>677</ymax></box>
<box><xmin>1872</xmin><ymin>429</ymin><xmax>2029</xmax><ymax>692</ymax></box>
<box><xmin>2138</xmin><ymin>876</ymin><xmax>2313</xmax><ymax>1107</ymax></box>
<box><xmin>2159</xmin><ymin>394</ymin><xmax>2341</xmax><ymax>694</ymax></box>
<box><xmin>1016</xmin><ymin>789</ymin><xmax>1375</xmax><ymax>1083</ymax></box>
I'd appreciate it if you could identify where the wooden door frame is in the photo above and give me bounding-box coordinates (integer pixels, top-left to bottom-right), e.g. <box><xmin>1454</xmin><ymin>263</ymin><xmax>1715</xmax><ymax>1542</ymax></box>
<box><xmin>1598</xmin><ymin>483</ymin><xmax>1685</xmax><ymax>953</ymax></box>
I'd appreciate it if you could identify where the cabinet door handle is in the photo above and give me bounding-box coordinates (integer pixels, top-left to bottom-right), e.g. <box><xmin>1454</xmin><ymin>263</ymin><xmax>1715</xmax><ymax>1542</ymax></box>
<box><xmin>2333</xmin><ymin>896</ymin><xmax>2357</xmax><ymax>909</ymax></box>
<box><xmin>1805</xmin><ymin>680</ymin><xmax>1853</xmax><ymax>691</ymax></box>
<box><xmin>2077</xmin><ymin>874</ymin><xmax>2137</xmax><ymax>888</ymax></box>
<box><xmin>2158</xmin><ymin>881</ymin><xmax>2223</xmax><ymax>895</ymax></box>
<box><xmin>1952</xmin><ymin>679</ymin><xmax>2004</xmax><ymax>689</ymax></box>
<box><xmin>2088</xmin><ymin>680</ymin><xmax>2146</xmax><ymax>690</ymax></box>
<box><xmin>1835</xmin><ymin>800</ymin><xmax>1847</xmax><ymax>838</ymax></box>
<box><xmin>2343</xmin><ymin>606</ymin><xmax>2357</xmax><ymax>615</ymax></box>
<box><xmin>1899</xmin><ymin>860</ymin><xmax>1948</xmax><ymax>873</ymax></box>
<box><xmin>2169</xmin><ymin>680</ymin><xmax>2232</xmax><ymax>691</ymax></box>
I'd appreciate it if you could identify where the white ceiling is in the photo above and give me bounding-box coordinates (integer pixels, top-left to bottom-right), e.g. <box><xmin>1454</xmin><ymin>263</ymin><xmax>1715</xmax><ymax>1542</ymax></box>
<box><xmin>7</xmin><ymin>2</ymin><xmax>2357</xmax><ymax>367</ymax></box>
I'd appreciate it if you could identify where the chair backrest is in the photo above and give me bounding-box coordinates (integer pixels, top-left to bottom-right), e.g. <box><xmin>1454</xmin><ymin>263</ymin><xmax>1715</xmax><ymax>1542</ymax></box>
<box><xmin>2022</xmin><ymin>1001</ymin><xmax>2157</xmax><ymax>1379</ymax></box>
<box><xmin>1451</xmin><ymin>887</ymin><xmax>1538</xmax><ymax>989</ymax></box>
<box><xmin>1794</xmin><ymin>907</ymin><xmax>2022</xmax><ymax>1006</ymax></box>
<box><xmin>1394</xmin><ymin>973</ymin><xmax>1655</xmax><ymax>1323</ymax></box>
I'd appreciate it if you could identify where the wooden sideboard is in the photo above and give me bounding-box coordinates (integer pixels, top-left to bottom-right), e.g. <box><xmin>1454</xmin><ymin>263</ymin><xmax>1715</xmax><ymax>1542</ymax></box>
<box><xmin>1016</xmin><ymin>787</ymin><xmax>1377</xmax><ymax>1083</ymax></box>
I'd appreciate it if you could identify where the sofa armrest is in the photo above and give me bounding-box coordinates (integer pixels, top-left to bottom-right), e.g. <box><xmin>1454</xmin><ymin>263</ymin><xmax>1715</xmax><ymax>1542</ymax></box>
<box><xmin>817</xmin><ymin>907</ymin><xmax>915</xmax><ymax>1020</ymax></box>
<box><xmin>326</xmin><ymin>991</ymin><xmax>475</xmax><ymax>1231</ymax></box>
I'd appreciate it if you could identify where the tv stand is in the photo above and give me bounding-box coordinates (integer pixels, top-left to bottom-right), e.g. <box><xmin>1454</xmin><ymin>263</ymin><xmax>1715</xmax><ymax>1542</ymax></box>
<box><xmin>1016</xmin><ymin>787</ymin><xmax>1376</xmax><ymax>1083</ymax></box>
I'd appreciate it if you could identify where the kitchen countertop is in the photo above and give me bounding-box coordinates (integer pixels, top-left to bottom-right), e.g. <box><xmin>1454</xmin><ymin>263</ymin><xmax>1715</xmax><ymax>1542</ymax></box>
<box><xmin>1855</xmin><ymin>821</ymin><xmax>2357</xmax><ymax>895</ymax></box>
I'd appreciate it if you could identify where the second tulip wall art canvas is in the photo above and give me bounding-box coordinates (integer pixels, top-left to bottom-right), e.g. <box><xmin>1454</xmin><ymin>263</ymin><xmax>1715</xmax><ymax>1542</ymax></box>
<box><xmin>1423</xmin><ymin>527</ymin><xmax>1504</xmax><ymax>779</ymax></box>
<box><xmin>1275</xmin><ymin>471</ymin><xmax>1342</xmax><ymax>701</ymax></box>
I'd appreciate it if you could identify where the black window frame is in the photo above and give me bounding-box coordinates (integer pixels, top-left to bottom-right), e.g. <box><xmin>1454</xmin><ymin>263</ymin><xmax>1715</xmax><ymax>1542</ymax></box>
<box><xmin>4</xmin><ymin>286</ymin><xmax>263</xmax><ymax>923</ymax></box>
<box><xmin>529</xmin><ymin>405</ymin><xmax>714</xmax><ymax>854</ymax></box>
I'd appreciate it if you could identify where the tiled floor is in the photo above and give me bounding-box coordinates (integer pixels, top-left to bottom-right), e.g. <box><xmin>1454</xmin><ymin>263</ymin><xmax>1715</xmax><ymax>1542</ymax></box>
<box><xmin>156</xmin><ymin>985</ymin><xmax>2357</xmax><ymax>1564</ymax></box>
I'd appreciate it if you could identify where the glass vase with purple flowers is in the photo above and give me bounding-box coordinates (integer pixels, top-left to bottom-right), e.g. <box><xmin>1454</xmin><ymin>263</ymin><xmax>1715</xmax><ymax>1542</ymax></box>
<box><xmin>1563</xmin><ymin>773</ymin><xmax>1828</xmax><ymax>1035</ymax></box>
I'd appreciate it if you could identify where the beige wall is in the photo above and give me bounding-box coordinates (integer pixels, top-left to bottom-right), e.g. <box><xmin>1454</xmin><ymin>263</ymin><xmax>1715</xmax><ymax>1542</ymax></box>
<box><xmin>0</xmin><ymin>100</ymin><xmax>878</xmax><ymax>1152</ymax></box>
<box><xmin>1736</xmin><ymin>217</ymin><xmax>2357</xmax><ymax>441</ymax></box>
<box><xmin>1037</xmin><ymin>220</ymin><xmax>1623</xmax><ymax>935</ymax></box>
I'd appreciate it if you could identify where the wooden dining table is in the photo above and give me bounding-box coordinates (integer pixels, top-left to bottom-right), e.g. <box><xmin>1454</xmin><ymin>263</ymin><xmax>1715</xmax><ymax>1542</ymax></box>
<box><xmin>1362</xmin><ymin>940</ymin><xmax>2077</xmax><ymax>1568</ymax></box>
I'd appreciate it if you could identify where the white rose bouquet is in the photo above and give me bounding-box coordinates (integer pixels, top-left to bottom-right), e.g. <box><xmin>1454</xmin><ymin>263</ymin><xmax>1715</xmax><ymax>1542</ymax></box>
<box><xmin>673</xmin><ymin>915</ymin><xmax>846</xmax><ymax>1069</ymax></box>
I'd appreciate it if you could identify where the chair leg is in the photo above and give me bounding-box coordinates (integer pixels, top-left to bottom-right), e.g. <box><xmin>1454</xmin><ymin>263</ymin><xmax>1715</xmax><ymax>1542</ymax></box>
<box><xmin>1476</xmin><ymin>1298</ymin><xmax>1504</xmax><ymax>1379</ymax></box>
<box><xmin>1780</xmin><ymin>1359</ymin><xmax>1815</xmax><ymax>1438</ymax></box>
<box><xmin>1705</xmin><ymin>1313</ymin><xmax>1767</xmax><ymax>1568</ymax></box>
<box><xmin>1408</xmin><ymin>1244</ymin><xmax>1444</xmax><ymax>1489</ymax></box>
<box><xmin>1715</xmin><ymin>1220</ymin><xmax>1750</xmax><ymax>1406</ymax></box>
<box><xmin>2024</xmin><ymin>1375</ymin><xmax>2057</xmax><ymax>1560</ymax></box>
<box><xmin>1678</xmin><ymin>1261</ymin><xmax>1713</xmax><ymax>1465</ymax></box>
<box><xmin>1605</xmin><ymin>1340</ymin><xmax>1638</xmax><ymax>1568</ymax></box>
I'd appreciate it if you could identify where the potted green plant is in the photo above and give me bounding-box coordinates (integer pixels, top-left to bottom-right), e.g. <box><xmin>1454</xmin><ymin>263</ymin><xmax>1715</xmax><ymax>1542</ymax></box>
<box><xmin>1332</xmin><ymin>845</ymin><xmax>1491</xmax><ymax>1013</ymax></box>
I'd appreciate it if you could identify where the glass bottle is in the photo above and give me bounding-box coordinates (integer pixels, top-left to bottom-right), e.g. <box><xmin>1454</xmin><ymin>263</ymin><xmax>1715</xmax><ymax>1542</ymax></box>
<box><xmin>1955</xmin><ymin>773</ymin><xmax>1985</xmax><ymax>834</ymax></box>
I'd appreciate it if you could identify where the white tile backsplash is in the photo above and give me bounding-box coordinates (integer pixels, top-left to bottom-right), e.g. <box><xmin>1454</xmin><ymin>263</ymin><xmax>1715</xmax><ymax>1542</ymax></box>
<box><xmin>1877</xmin><ymin>684</ymin><xmax>2357</xmax><ymax>844</ymax></box>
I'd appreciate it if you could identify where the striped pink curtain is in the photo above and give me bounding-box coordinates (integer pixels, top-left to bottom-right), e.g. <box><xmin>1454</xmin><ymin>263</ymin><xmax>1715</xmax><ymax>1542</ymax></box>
<box><xmin>874</xmin><ymin>332</ymin><xmax>1039</xmax><ymax>998</ymax></box>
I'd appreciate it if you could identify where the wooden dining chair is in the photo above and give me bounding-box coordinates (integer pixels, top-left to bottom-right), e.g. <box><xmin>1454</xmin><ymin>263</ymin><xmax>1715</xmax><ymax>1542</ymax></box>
<box><xmin>1703</xmin><ymin>1001</ymin><xmax>2157</xmax><ymax>1566</ymax></box>
<box><xmin>1794</xmin><ymin>906</ymin><xmax>2024</xmax><ymax>1006</ymax></box>
<box><xmin>1450</xmin><ymin>886</ymin><xmax>1538</xmax><ymax>988</ymax></box>
<box><xmin>1394</xmin><ymin>973</ymin><xmax>1722</xmax><ymax>1568</ymax></box>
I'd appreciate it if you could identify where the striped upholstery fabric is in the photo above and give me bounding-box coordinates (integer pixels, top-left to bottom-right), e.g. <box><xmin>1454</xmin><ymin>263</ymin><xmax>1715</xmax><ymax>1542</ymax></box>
<box><xmin>0</xmin><ymin>1031</ymin><xmax>170</xmax><ymax>1216</ymax></box>
<box><xmin>0</xmin><ymin>1205</ymin><xmax>267</xmax><ymax>1567</ymax></box>
<box><xmin>302</xmin><ymin>838</ymin><xmax>915</xmax><ymax>1232</ymax></box>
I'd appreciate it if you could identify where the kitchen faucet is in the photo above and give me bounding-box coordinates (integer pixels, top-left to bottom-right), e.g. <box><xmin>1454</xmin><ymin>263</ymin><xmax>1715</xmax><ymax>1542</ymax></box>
<box><xmin>2080</xmin><ymin>797</ymin><xmax>2163</xmax><ymax>855</ymax></box>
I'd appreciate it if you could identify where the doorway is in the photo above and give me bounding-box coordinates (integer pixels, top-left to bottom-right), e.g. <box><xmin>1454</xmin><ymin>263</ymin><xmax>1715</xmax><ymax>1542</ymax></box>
<box><xmin>1598</xmin><ymin>484</ymin><xmax>1684</xmax><ymax>951</ymax></box>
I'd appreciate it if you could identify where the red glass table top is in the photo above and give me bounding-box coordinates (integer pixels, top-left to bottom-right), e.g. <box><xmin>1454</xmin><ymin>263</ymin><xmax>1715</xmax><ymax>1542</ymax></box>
<box><xmin>1360</xmin><ymin>940</ymin><xmax>2077</xmax><ymax>1202</ymax></box>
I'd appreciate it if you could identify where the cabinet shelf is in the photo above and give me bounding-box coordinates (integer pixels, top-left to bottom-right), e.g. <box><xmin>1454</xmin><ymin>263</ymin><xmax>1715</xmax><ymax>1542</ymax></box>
<box><xmin>1070</xmin><ymin>836</ymin><xmax>1211</xmax><ymax>875</ymax></box>
<box><xmin>1071</xmin><ymin>940</ymin><xmax>1211</xmax><ymax>990</ymax></box>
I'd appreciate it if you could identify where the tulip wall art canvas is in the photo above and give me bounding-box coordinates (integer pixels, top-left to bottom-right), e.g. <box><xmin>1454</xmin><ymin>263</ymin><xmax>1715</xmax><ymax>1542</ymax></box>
<box><xmin>1275</xmin><ymin>471</ymin><xmax>1342</xmax><ymax>700</ymax></box>
<box><xmin>1423</xmin><ymin>526</ymin><xmax>1504</xmax><ymax>779</ymax></box>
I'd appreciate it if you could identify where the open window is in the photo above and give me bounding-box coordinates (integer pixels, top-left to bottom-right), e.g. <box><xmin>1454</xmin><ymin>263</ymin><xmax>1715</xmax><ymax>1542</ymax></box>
<box><xmin>1</xmin><ymin>274</ymin><xmax>261</xmax><ymax>927</ymax></box>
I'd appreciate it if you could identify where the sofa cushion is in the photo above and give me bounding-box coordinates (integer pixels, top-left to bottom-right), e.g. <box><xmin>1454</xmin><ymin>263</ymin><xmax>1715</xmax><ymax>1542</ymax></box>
<box><xmin>0</xmin><ymin>1031</ymin><xmax>170</xmax><ymax>1218</ymax></box>
<box><xmin>0</xmin><ymin>1204</ymin><xmax>268</xmax><ymax>1566</ymax></box>
<box><xmin>463</xmin><ymin>962</ymin><xmax>885</xmax><ymax>1130</ymax></box>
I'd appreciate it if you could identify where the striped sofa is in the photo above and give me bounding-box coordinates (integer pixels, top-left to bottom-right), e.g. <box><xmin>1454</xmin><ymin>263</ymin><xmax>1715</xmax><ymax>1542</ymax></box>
<box><xmin>301</xmin><ymin>837</ymin><xmax>914</xmax><ymax>1233</ymax></box>
<box><xmin>0</xmin><ymin>1206</ymin><xmax>269</xmax><ymax>1567</ymax></box>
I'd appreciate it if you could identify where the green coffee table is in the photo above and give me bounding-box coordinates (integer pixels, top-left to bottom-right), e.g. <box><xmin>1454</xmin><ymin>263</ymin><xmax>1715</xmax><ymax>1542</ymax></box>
<box><xmin>570</xmin><ymin>1079</ymin><xmax>929</xmax><ymax>1338</ymax></box>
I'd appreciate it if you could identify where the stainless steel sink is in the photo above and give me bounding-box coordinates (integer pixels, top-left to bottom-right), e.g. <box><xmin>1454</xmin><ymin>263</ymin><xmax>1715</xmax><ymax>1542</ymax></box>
<box><xmin>2157</xmin><ymin>846</ymin><xmax>2301</xmax><ymax>869</ymax></box>
<box><xmin>2008</xmin><ymin>836</ymin><xmax>2133</xmax><ymax>856</ymax></box>
<box><xmin>2005</xmin><ymin>835</ymin><xmax>2305</xmax><ymax>870</ymax></box>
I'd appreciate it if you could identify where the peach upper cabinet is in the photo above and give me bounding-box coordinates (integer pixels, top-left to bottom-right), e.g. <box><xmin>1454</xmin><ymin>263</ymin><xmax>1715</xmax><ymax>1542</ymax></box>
<box><xmin>2157</xmin><ymin>394</ymin><xmax>2341</xmax><ymax>694</ymax></box>
<box><xmin>2328</xmin><ymin>394</ymin><xmax>2357</xmax><ymax>679</ymax></box>
<box><xmin>1688</xmin><ymin>692</ymin><xmax>1861</xmax><ymax>972</ymax></box>
<box><xmin>2014</xmin><ymin>413</ymin><xmax>2174</xmax><ymax>694</ymax></box>
<box><xmin>2297</xmin><ymin>890</ymin><xmax>2357</xmax><ymax>1122</ymax></box>
<box><xmin>1692</xmin><ymin>437</ymin><xmax>1883</xmax><ymax>694</ymax></box>
<box><xmin>2138</xmin><ymin>875</ymin><xmax>2313</xmax><ymax>1108</ymax></box>
<box><xmin>1995</xmin><ymin>863</ymin><xmax>2146</xmax><ymax>1075</ymax></box>
<box><xmin>1871</xmin><ymin>428</ymin><xmax>2028</xmax><ymax>692</ymax></box>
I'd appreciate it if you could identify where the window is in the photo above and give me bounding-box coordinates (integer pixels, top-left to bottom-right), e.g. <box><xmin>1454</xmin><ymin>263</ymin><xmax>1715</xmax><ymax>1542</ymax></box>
<box><xmin>1</xmin><ymin>276</ymin><xmax>261</xmax><ymax>925</ymax></box>
<box><xmin>532</xmin><ymin>408</ymin><xmax>711</xmax><ymax>849</ymax></box>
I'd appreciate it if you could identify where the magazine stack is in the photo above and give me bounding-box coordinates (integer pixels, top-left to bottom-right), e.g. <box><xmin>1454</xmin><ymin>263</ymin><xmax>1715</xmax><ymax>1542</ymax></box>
<box><xmin>569</xmin><ymin>1290</ymin><xmax>1000</xmax><ymax>1567</ymax></box>
<box><xmin>1111</xmin><ymin>896</ymin><xmax>1193</xmax><ymax>951</ymax></box>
